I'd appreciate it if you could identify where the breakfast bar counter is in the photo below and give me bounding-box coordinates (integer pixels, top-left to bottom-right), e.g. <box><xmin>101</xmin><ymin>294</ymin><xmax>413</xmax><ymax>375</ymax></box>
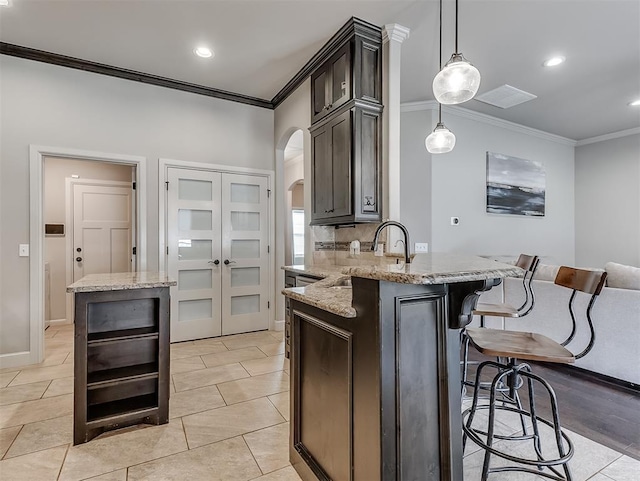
<box><xmin>282</xmin><ymin>254</ymin><xmax>520</xmax><ymax>481</ymax></box>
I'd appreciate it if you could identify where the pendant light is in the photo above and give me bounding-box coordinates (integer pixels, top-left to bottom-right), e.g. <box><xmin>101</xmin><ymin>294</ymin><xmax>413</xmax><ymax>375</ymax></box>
<box><xmin>426</xmin><ymin>0</ymin><xmax>456</xmax><ymax>154</ymax></box>
<box><xmin>432</xmin><ymin>0</ymin><xmax>481</xmax><ymax>104</ymax></box>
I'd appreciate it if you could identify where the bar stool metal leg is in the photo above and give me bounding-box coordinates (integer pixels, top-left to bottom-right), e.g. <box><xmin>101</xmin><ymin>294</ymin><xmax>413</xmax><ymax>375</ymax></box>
<box><xmin>462</xmin><ymin>360</ymin><xmax>575</xmax><ymax>481</ymax></box>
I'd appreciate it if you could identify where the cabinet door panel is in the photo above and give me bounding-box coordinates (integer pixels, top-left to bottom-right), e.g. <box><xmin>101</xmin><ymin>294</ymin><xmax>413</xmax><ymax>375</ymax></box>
<box><xmin>329</xmin><ymin>44</ymin><xmax>351</xmax><ymax>112</ymax></box>
<box><xmin>311</xmin><ymin>127</ymin><xmax>332</xmax><ymax>219</ymax></box>
<box><xmin>330</xmin><ymin>110</ymin><xmax>352</xmax><ymax>218</ymax></box>
<box><xmin>311</xmin><ymin>67</ymin><xmax>329</xmax><ymax>122</ymax></box>
<box><xmin>358</xmin><ymin>109</ymin><xmax>380</xmax><ymax>215</ymax></box>
<box><xmin>360</xmin><ymin>41</ymin><xmax>381</xmax><ymax>103</ymax></box>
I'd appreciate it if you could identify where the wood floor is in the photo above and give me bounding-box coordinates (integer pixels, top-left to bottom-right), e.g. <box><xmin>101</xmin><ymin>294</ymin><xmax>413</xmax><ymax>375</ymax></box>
<box><xmin>466</xmin><ymin>350</ymin><xmax>640</xmax><ymax>461</ymax></box>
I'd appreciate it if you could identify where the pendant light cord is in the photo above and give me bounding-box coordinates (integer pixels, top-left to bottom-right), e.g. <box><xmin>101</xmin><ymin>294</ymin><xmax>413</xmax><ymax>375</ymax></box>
<box><xmin>438</xmin><ymin>0</ymin><xmax>443</xmax><ymax>123</ymax></box>
<box><xmin>455</xmin><ymin>0</ymin><xmax>459</xmax><ymax>53</ymax></box>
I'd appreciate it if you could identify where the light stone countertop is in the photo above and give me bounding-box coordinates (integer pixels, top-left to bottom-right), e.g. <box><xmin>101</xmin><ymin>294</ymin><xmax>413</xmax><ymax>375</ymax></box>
<box><xmin>67</xmin><ymin>272</ymin><xmax>177</xmax><ymax>293</ymax></box>
<box><xmin>282</xmin><ymin>254</ymin><xmax>523</xmax><ymax>318</ymax></box>
<box><xmin>343</xmin><ymin>253</ymin><xmax>523</xmax><ymax>284</ymax></box>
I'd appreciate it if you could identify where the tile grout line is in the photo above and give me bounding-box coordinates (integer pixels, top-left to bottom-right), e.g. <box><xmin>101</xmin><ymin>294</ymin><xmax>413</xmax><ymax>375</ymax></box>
<box><xmin>55</xmin><ymin>443</ymin><xmax>70</xmax><ymax>481</ymax></box>
<box><xmin>1</xmin><ymin>424</ymin><xmax>25</xmax><ymax>460</ymax></box>
<box><xmin>591</xmin><ymin>453</ymin><xmax>625</xmax><ymax>478</ymax></box>
<box><xmin>240</xmin><ymin>431</ymin><xmax>266</xmax><ymax>476</ymax></box>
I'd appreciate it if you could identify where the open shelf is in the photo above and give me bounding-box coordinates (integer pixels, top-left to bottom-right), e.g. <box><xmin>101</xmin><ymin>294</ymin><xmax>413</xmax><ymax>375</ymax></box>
<box><xmin>87</xmin><ymin>362</ymin><xmax>158</xmax><ymax>387</ymax></box>
<box><xmin>88</xmin><ymin>326</ymin><xmax>158</xmax><ymax>344</ymax></box>
<box><xmin>87</xmin><ymin>394</ymin><xmax>158</xmax><ymax>424</ymax></box>
<box><xmin>74</xmin><ymin>286</ymin><xmax>170</xmax><ymax>445</ymax></box>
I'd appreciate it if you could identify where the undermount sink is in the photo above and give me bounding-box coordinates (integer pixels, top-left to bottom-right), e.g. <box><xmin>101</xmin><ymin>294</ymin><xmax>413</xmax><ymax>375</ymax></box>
<box><xmin>330</xmin><ymin>277</ymin><xmax>352</xmax><ymax>289</ymax></box>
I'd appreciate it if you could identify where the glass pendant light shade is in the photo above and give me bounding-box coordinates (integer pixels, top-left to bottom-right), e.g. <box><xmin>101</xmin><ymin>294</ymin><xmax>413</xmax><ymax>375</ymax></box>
<box><xmin>433</xmin><ymin>53</ymin><xmax>481</xmax><ymax>104</ymax></box>
<box><xmin>425</xmin><ymin>122</ymin><xmax>456</xmax><ymax>153</ymax></box>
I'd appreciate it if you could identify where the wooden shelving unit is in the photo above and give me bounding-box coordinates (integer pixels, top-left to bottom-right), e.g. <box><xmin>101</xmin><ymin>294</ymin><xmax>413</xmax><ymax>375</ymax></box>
<box><xmin>73</xmin><ymin>286</ymin><xmax>170</xmax><ymax>445</ymax></box>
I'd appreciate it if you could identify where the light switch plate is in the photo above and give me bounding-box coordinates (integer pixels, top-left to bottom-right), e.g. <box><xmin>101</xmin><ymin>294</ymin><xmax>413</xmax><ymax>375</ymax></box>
<box><xmin>19</xmin><ymin>244</ymin><xmax>29</xmax><ymax>257</ymax></box>
<box><xmin>415</xmin><ymin>243</ymin><xmax>429</xmax><ymax>253</ymax></box>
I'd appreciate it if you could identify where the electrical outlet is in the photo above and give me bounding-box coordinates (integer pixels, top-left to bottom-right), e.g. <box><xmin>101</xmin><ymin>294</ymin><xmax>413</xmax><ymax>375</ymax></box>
<box><xmin>415</xmin><ymin>242</ymin><xmax>429</xmax><ymax>253</ymax></box>
<box><xmin>451</xmin><ymin>217</ymin><xmax>460</xmax><ymax>226</ymax></box>
<box><xmin>19</xmin><ymin>244</ymin><xmax>29</xmax><ymax>257</ymax></box>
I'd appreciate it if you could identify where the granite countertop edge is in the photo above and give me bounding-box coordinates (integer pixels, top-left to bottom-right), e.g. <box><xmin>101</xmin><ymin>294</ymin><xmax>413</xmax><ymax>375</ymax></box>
<box><xmin>281</xmin><ymin>255</ymin><xmax>523</xmax><ymax>318</ymax></box>
<box><xmin>67</xmin><ymin>272</ymin><xmax>177</xmax><ymax>293</ymax></box>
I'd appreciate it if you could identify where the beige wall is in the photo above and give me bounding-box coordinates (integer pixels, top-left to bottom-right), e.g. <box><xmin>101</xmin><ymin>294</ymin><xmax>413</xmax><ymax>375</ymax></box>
<box><xmin>1</xmin><ymin>56</ymin><xmax>274</xmax><ymax>357</ymax></box>
<box><xmin>273</xmin><ymin>79</ymin><xmax>311</xmax><ymax>323</ymax></box>
<box><xmin>44</xmin><ymin>157</ymin><xmax>133</xmax><ymax>320</ymax></box>
<box><xmin>575</xmin><ymin>133</ymin><xmax>640</xmax><ymax>267</ymax></box>
<box><xmin>400</xmin><ymin>106</ymin><xmax>577</xmax><ymax>265</ymax></box>
<box><xmin>291</xmin><ymin>181</ymin><xmax>304</xmax><ymax>209</ymax></box>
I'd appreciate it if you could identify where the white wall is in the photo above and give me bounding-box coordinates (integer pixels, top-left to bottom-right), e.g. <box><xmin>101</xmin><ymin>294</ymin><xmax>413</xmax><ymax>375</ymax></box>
<box><xmin>43</xmin><ymin>158</ymin><xmax>133</xmax><ymax>320</ymax></box>
<box><xmin>273</xmin><ymin>79</ymin><xmax>311</xmax><ymax>324</ymax></box>
<box><xmin>575</xmin><ymin>133</ymin><xmax>640</xmax><ymax>268</ymax></box>
<box><xmin>0</xmin><ymin>56</ymin><xmax>274</xmax><ymax>356</ymax></box>
<box><xmin>401</xmin><ymin>105</ymin><xmax>576</xmax><ymax>265</ymax></box>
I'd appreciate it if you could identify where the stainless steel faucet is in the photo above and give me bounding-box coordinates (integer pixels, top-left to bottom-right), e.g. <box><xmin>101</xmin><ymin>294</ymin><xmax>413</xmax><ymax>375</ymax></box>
<box><xmin>371</xmin><ymin>221</ymin><xmax>411</xmax><ymax>264</ymax></box>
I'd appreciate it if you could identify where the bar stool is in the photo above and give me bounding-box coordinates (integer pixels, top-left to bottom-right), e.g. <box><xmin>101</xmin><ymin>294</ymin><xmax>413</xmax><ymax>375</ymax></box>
<box><xmin>461</xmin><ymin>254</ymin><xmax>540</xmax><ymax>394</ymax></box>
<box><xmin>462</xmin><ymin>266</ymin><xmax>607</xmax><ymax>480</ymax></box>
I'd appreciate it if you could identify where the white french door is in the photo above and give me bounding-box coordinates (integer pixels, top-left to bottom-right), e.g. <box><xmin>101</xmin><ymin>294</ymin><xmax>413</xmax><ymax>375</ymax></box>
<box><xmin>167</xmin><ymin>169</ymin><xmax>222</xmax><ymax>342</ymax></box>
<box><xmin>221</xmin><ymin>174</ymin><xmax>270</xmax><ymax>335</ymax></box>
<box><xmin>167</xmin><ymin>168</ymin><xmax>270</xmax><ymax>342</ymax></box>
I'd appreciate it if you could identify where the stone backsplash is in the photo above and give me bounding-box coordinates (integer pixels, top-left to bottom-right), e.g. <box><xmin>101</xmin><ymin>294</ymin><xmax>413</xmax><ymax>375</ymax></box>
<box><xmin>311</xmin><ymin>223</ymin><xmax>404</xmax><ymax>266</ymax></box>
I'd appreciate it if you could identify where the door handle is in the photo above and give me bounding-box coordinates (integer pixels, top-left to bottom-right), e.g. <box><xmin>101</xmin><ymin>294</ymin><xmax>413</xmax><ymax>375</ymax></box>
<box><xmin>209</xmin><ymin>260</ymin><xmax>220</xmax><ymax>265</ymax></box>
<box><xmin>224</xmin><ymin>259</ymin><xmax>236</xmax><ymax>265</ymax></box>
<box><xmin>76</xmin><ymin>257</ymin><xmax>82</xmax><ymax>262</ymax></box>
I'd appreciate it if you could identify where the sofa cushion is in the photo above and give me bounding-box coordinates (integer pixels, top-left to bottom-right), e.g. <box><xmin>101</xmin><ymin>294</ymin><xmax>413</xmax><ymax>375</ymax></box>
<box><xmin>533</xmin><ymin>264</ymin><xmax>560</xmax><ymax>282</ymax></box>
<box><xmin>605</xmin><ymin>262</ymin><xmax>640</xmax><ymax>290</ymax></box>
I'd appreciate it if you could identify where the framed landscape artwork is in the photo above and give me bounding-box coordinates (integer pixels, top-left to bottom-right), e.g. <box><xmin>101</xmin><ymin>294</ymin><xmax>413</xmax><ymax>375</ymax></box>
<box><xmin>486</xmin><ymin>152</ymin><xmax>546</xmax><ymax>217</ymax></box>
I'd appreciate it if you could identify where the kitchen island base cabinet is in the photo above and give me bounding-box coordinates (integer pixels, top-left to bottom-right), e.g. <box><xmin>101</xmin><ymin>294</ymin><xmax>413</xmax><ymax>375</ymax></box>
<box><xmin>73</xmin><ymin>287</ymin><xmax>170</xmax><ymax>445</ymax></box>
<box><xmin>289</xmin><ymin>277</ymin><xmax>494</xmax><ymax>481</ymax></box>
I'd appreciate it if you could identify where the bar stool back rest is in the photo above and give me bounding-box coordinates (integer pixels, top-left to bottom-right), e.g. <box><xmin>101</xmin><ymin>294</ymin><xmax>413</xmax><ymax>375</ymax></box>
<box><xmin>513</xmin><ymin>254</ymin><xmax>540</xmax><ymax>316</ymax></box>
<box><xmin>554</xmin><ymin>266</ymin><xmax>608</xmax><ymax>360</ymax></box>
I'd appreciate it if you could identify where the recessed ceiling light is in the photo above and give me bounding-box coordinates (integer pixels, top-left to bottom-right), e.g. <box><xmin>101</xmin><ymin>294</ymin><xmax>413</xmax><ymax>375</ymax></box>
<box><xmin>543</xmin><ymin>56</ymin><xmax>565</xmax><ymax>67</ymax></box>
<box><xmin>194</xmin><ymin>46</ymin><xmax>214</xmax><ymax>59</ymax></box>
<box><xmin>0</xmin><ymin>0</ymin><xmax>11</xmax><ymax>6</ymax></box>
<box><xmin>629</xmin><ymin>99</ymin><xmax>640</xmax><ymax>107</ymax></box>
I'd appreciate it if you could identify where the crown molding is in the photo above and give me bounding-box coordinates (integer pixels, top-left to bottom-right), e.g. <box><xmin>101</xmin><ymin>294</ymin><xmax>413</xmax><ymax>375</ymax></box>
<box><xmin>401</xmin><ymin>100</ymin><xmax>577</xmax><ymax>146</ymax></box>
<box><xmin>0</xmin><ymin>42</ymin><xmax>273</xmax><ymax>109</ymax></box>
<box><xmin>575</xmin><ymin>127</ymin><xmax>640</xmax><ymax>147</ymax></box>
<box><xmin>382</xmin><ymin>24</ymin><xmax>411</xmax><ymax>44</ymax></box>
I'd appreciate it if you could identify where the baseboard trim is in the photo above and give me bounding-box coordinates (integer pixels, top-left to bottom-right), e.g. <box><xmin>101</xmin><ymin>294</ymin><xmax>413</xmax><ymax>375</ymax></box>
<box><xmin>537</xmin><ymin>362</ymin><xmax>639</xmax><ymax>394</ymax></box>
<box><xmin>0</xmin><ymin>351</ymin><xmax>32</xmax><ymax>370</ymax></box>
<box><xmin>273</xmin><ymin>319</ymin><xmax>285</xmax><ymax>332</ymax></box>
<box><xmin>48</xmin><ymin>319</ymin><xmax>72</xmax><ymax>327</ymax></box>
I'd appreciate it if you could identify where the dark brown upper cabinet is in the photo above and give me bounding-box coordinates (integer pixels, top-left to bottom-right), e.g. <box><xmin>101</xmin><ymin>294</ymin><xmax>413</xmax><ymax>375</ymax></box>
<box><xmin>310</xmin><ymin>106</ymin><xmax>382</xmax><ymax>226</ymax></box>
<box><xmin>310</xmin><ymin>26</ymin><xmax>382</xmax><ymax>125</ymax></box>
<box><xmin>309</xmin><ymin>18</ymin><xmax>383</xmax><ymax>226</ymax></box>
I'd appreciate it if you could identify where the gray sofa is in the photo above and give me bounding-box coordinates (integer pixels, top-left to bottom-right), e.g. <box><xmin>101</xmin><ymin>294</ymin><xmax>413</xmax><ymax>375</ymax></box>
<box><xmin>473</xmin><ymin>262</ymin><xmax>640</xmax><ymax>385</ymax></box>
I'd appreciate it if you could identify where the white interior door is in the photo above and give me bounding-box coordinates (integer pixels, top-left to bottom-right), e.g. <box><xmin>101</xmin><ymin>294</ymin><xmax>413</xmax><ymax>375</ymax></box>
<box><xmin>221</xmin><ymin>173</ymin><xmax>270</xmax><ymax>335</ymax></box>
<box><xmin>167</xmin><ymin>168</ymin><xmax>222</xmax><ymax>342</ymax></box>
<box><xmin>73</xmin><ymin>183</ymin><xmax>132</xmax><ymax>281</ymax></box>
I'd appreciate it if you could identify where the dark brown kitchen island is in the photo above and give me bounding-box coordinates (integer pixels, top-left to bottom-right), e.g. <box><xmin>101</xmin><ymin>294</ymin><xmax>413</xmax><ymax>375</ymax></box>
<box><xmin>282</xmin><ymin>253</ymin><xmax>521</xmax><ymax>481</ymax></box>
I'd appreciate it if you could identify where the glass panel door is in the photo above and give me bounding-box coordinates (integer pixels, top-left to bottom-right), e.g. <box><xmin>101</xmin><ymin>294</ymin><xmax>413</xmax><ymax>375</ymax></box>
<box><xmin>220</xmin><ymin>173</ymin><xmax>270</xmax><ymax>335</ymax></box>
<box><xmin>167</xmin><ymin>168</ymin><xmax>222</xmax><ymax>342</ymax></box>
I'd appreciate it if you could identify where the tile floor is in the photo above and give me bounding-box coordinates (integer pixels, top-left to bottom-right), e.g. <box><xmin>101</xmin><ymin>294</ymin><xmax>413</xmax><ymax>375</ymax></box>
<box><xmin>0</xmin><ymin>325</ymin><xmax>637</xmax><ymax>480</ymax></box>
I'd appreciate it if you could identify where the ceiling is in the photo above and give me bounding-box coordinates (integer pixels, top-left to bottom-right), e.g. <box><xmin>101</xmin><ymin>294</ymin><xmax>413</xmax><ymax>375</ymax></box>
<box><xmin>1</xmin><ymin>0</ymin><xmax>639</xmax><ymax>141</ymax></box>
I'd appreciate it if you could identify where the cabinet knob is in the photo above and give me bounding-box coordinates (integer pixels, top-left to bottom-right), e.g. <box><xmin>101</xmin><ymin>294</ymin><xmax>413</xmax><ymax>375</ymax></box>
<box><xmin>76</xmin><ymin>257</ymin><xmax>82</xmax><ymax>262</ymax></box>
